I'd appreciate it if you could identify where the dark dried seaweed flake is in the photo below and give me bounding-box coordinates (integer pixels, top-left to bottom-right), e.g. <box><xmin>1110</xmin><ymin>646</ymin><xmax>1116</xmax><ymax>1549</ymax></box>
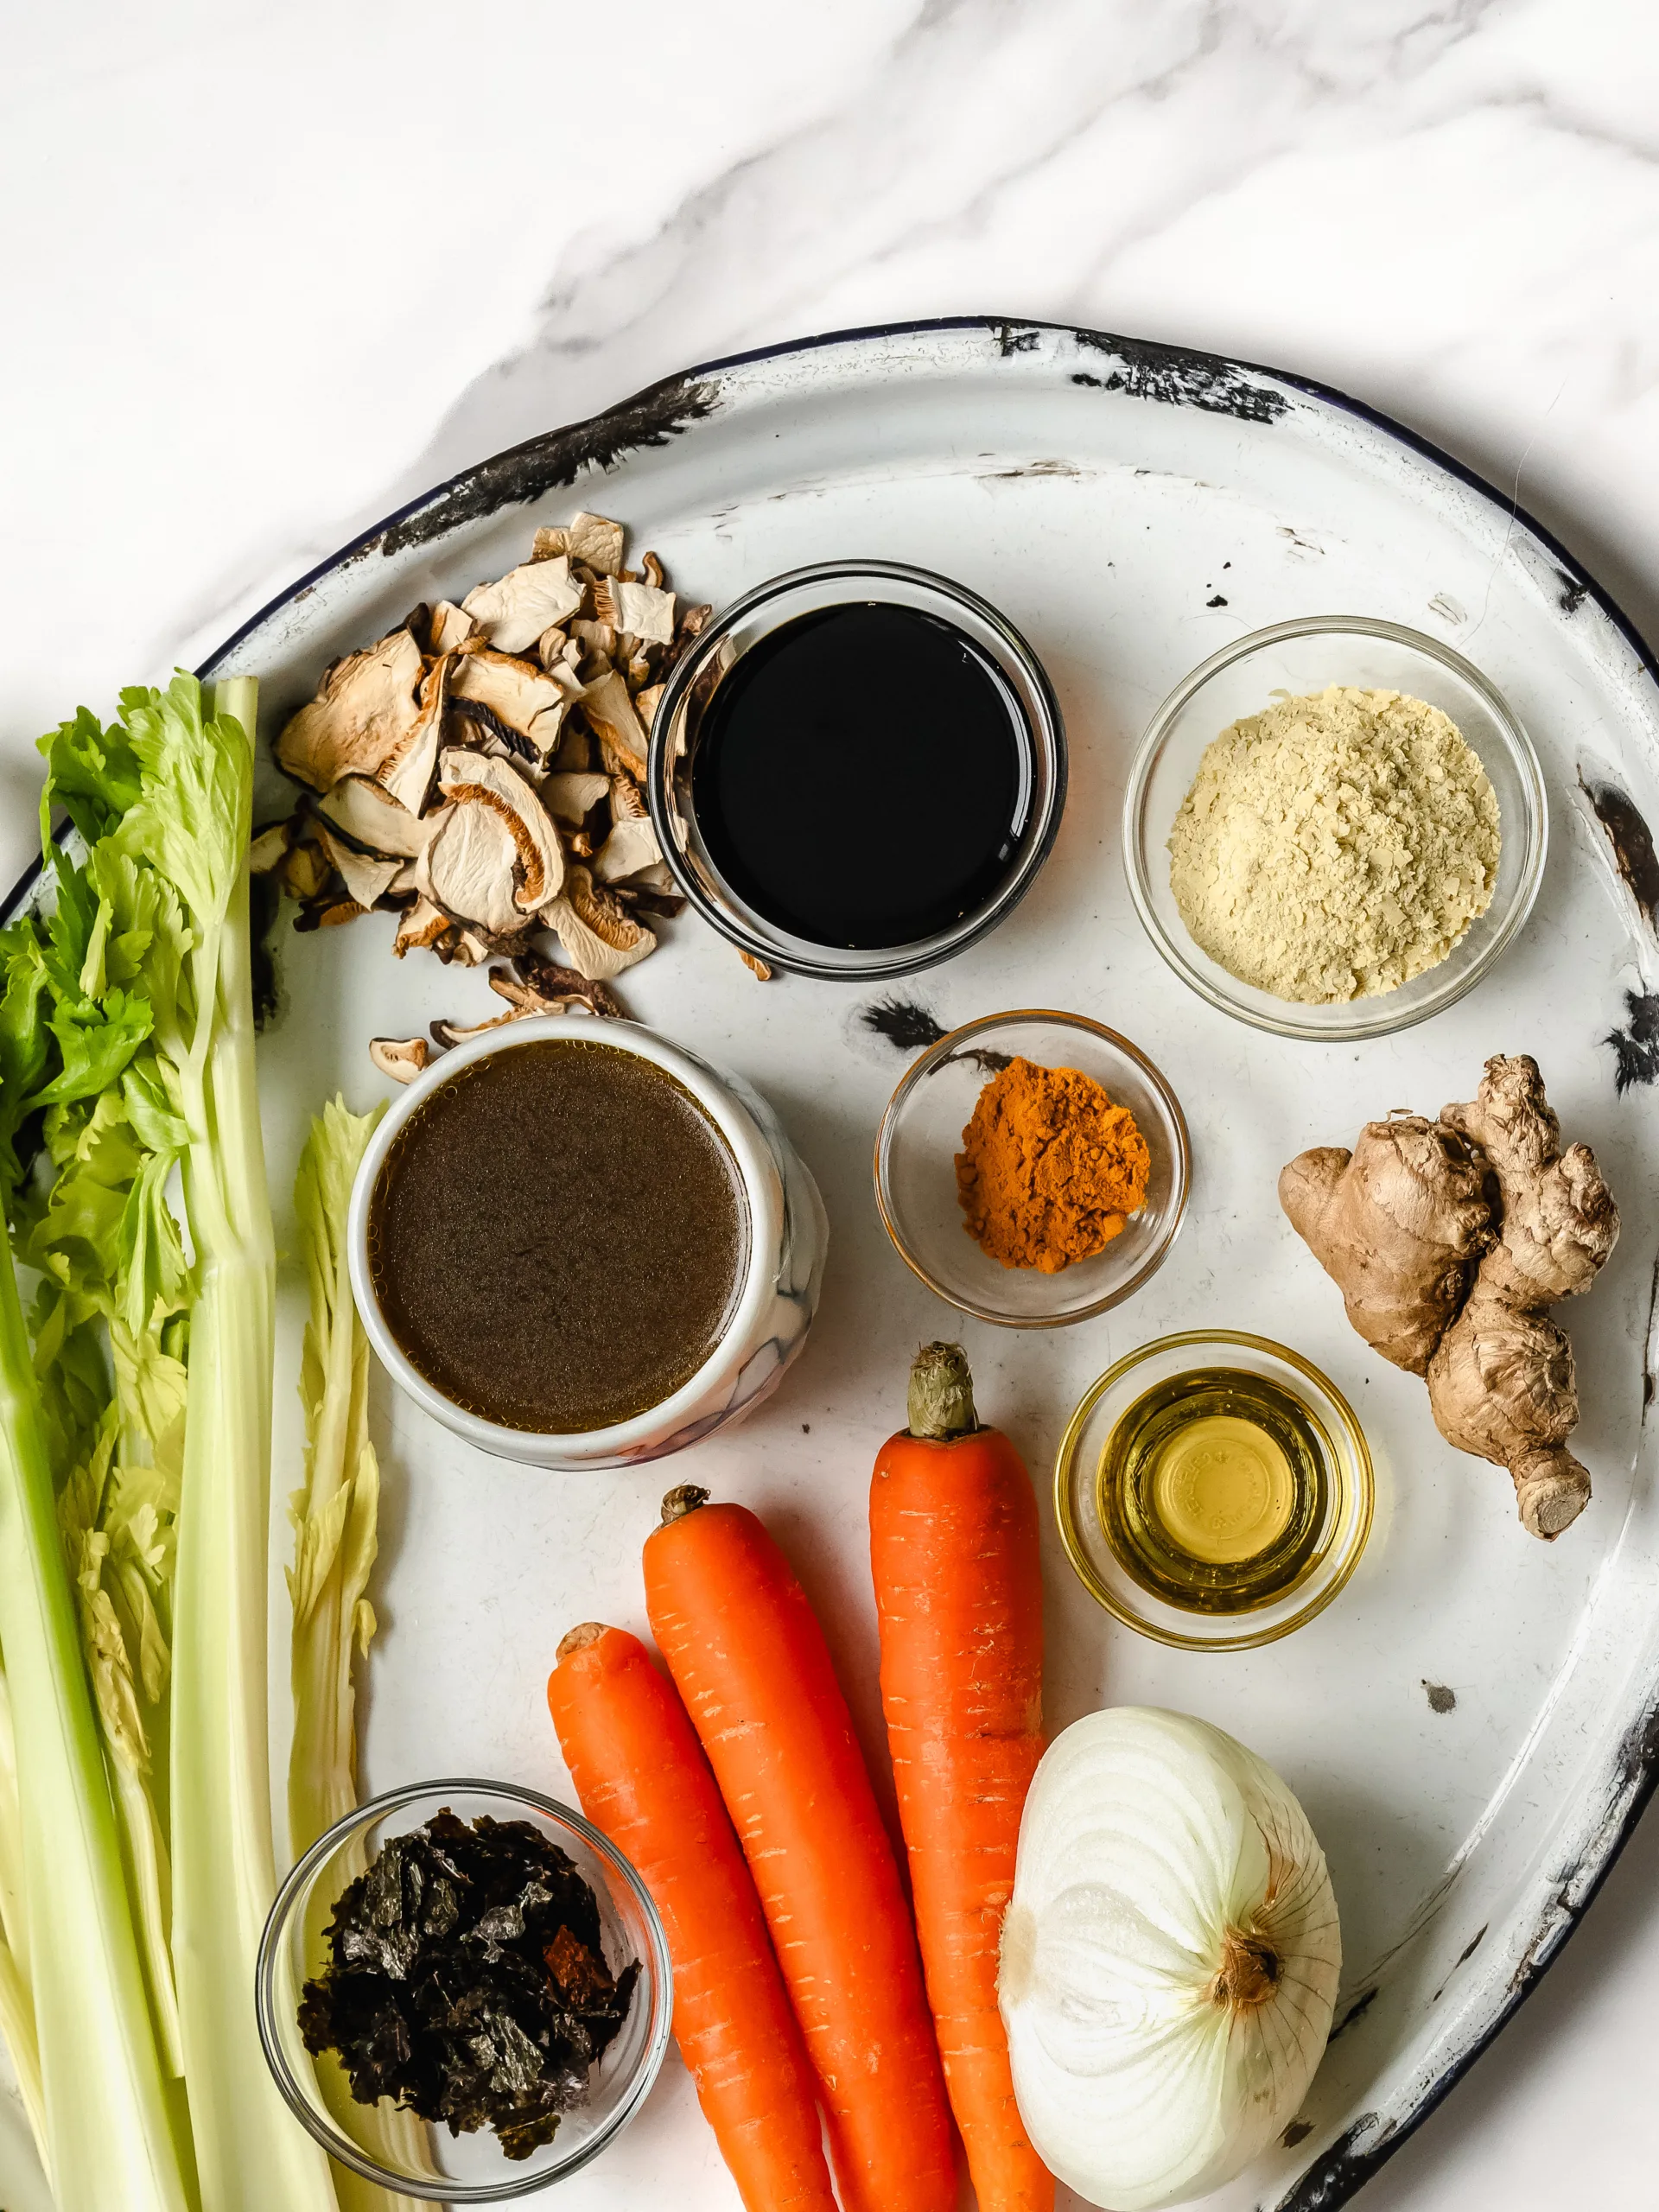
<box><xmin>300</xmin><ymin>1810</ymin><xmax>637</xmax><ymax>2158</ymax></box>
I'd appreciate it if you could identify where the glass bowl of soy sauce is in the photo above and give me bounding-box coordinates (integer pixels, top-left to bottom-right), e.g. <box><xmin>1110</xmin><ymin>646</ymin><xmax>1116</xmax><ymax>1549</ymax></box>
<box><xmin>647</xmin><ymin>561</ymin><xmax>1066</xmax><ymax>980</ymax></box>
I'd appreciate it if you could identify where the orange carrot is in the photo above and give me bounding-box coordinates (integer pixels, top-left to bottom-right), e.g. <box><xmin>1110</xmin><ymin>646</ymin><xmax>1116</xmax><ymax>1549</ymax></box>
<box><xmin>644</xmin><ymin>1487</ymin><xmax>957</xmax><ymax>2212</ymax></box>
<box><xmin>547</xmin><ymin>1624</ymin><xmax>836</xmax><ymax>2212</ymax></box>
<box><xmin>870</xmin><ymin>1343</ymin><xmax>1051</xmax><ymax>2212</ymax></box>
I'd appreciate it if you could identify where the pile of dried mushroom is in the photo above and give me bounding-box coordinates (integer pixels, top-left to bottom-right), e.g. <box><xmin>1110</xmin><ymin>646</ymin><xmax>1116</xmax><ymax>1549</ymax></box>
<box><xmin>257</xmin><ymin>510</ymin><xmax>726</xmax><ymax>1080</ymax></box>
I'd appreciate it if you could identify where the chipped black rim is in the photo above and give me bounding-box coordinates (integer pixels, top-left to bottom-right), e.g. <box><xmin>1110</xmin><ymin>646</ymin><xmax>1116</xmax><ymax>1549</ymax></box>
<box><xmin>9</xmin><ymin>315</ymin><xmax>1659</xmax><ymax>2210</ymax></box>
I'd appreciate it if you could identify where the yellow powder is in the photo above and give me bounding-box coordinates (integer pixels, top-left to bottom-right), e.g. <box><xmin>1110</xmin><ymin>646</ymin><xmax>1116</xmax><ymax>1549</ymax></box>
<box><xmin>1167</xmin><ymin>684</ymin><xmax>1500</xmax><ymax>1002</ymax></box>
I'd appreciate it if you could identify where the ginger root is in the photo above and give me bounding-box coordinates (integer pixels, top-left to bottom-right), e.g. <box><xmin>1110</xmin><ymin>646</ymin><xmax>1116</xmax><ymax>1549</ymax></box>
<box><xmin>1278</xmin><ymin>1117</ymin><xmax>1491</xmax><ymax>1374</ymax></box>
<box><xmin>1280</xmin><ymin>1055</ymin><xmax>1618</xmax><ymax>1540</ymax></box>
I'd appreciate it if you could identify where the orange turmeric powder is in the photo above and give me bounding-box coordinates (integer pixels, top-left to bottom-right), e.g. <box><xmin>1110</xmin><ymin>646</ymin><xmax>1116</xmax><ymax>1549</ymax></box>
<box><xmin>955</xmin><ymin>1056</ymin><xmax>1151</xmax><ymax>1273</ymax></box>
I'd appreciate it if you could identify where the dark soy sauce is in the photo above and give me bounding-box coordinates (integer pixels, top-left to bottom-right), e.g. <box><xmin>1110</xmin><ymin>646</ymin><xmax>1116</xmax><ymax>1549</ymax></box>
<box><xmin>690</xmin><ymin>602</ymin><xmax>1032</xmax><ymax>950</ymax></box>
<box><xmin>367</xmin><ymin>1039</ymin><xmax>748</xmax><ymax>1434</ymax></box>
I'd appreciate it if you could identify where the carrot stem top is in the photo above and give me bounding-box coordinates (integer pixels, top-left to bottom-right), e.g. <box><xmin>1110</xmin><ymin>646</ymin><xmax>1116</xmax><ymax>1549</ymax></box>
<box><xmin>907</xmin><ymin>1343</ymin><xmax>979</xmax><ymax>1440</ymax></box>
<box><xmin>660</xmin><ymin>1484</ymin><xmax>710</xmax><ymax>1525</ymax></box>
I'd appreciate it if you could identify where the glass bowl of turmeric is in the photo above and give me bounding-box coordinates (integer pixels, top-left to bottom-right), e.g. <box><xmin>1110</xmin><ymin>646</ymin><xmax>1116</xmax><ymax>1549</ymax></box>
<box><xmin>874</xmin><ymin>1011</ymin><xmax>1190</xmax><ymax>1326</ymax></box>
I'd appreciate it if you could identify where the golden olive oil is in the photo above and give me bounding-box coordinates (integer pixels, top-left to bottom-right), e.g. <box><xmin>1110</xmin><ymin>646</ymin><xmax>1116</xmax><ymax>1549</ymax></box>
<box><xmin>1097</xmin><ymin>1368</ymin><xmax>1331</xmax><ymax>1613</ymax></box>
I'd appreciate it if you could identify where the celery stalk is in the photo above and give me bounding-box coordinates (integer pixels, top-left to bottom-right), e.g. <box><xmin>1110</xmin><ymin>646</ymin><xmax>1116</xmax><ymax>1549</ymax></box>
<box><xmin>289</xmin><ymin>1099</ymin><xmax>385</xmax><ymax>1858</ymax></box>
<box><xmin>289</xmin><ymin>1100</ymin><xmax>432</xmax><ymax>2211</ymax></box>
<box><xmin>163</xmin><ymin>676</ymin><xmax>339</xmax><ymax>2212</ymax></box>
<box><xmin>0</xmin><ymin>1674</ymin><xmax>45</xmax><ymax>2168</ymax></box>
<box><xmin>0</xmin><ymin>1243</ymin><xmax>192</xmax><ymax>2212</ymax></box>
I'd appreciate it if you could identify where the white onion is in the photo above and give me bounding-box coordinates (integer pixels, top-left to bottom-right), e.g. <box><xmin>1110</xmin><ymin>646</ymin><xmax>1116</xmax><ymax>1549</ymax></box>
<box><xmin>998</xmin><ymin>1707</ymin><xmax>1340</xmax><ymax>2211</ymax></box>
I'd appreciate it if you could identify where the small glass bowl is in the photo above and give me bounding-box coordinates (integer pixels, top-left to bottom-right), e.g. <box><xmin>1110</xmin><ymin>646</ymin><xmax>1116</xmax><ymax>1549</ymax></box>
<box><xmin>1122</xmin><ymin>616</ymin><xmax>1548</xmax><ymax>1040</ymax></box>
<box><xmin>256</xmin><ymin>1781</ymin><xmax>672</xmax><ymax>2202</ymax></box>
<box><xmin>1055</xmin><ymin>1332</ymin><xmax>1374</xmax><ymax>1651</ymax></box>
<box><xmin>646</xmin><ymin>560</ymin><xmax>1066</xmax><ymax>982</ymax></box>
<box><xmin>874</xmin><ymin>1010</ymin><xmax>1189</xmax><ymax>1327</ymax></box>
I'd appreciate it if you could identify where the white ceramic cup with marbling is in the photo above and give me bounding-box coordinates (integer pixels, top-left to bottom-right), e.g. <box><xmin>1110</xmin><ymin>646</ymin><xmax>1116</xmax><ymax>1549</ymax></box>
<box><xmin>347</xmin><ymin>1013</ymin><xmax>828</xmax><ymax>1469</ymax></box>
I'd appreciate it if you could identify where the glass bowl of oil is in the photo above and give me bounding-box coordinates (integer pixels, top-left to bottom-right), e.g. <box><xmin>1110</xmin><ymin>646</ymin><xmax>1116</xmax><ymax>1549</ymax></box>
<box><xmin>1055</xmin><ymin>1331</ymin><xmax>1374</xmax><ymax>1650</ymax></box>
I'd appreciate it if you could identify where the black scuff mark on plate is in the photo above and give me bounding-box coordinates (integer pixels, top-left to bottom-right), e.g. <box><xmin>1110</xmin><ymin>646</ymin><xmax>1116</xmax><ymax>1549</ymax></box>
<box><xmin>1071</xmin><ymin>331</ymin><xmax>1291</xmax><ymax>425</ymax></box>
<box><xmin>858</xmin><ymin>997</ymin><xmax>1012</xmax><ymax>1075</ymax></box>
<box><xmin>1272</xmin><ymin>2117</ymin><xmax>1391</xmax><ymax>2212</ymax></box>
<box><xmin>1608</xmin><ymin>1697</ymin><xmax>1659</xmax><ymax>1807</ymax></box>
<box><xmin>861</xmin><ymin>996</ymin><xmax>947</xmax><ymax>1053</ymax></box>
<box><xmin>988</xmin><ymin>321</ymin><xmax>1041</xmax><ymax>357</ymax></box>
<box><xmin>1327</xmin><ymin>1987</ymin><xmax>1377</xmax><ymax>2043</ymax></box>
<box><xmin>1422</xmin><ymin>1680</ymin><xmax>1457</xmax><ymax>1713</ymax></box>
<box><xmin>1603</xmin><ymin>988</ymin><xmax>1659</xmax><ymax>1093</ymax></box>
<box><xmin>1207</xmin><ymin>594</ymin><xmax>1229</xmax><ymax>607</ymax></box>
<box><xmin>1280</xmin><ymin>2120</ymin><xmax>1315</xmax><ymax>2150</ymax></box>
<box><xmin>1580</xmin><ymin>772</ymin><xmax>1659</xmax><ymax>930</ymax></box>
<box><xmin>1431</xmin><ymin>1925</ymin><xmax>1488</xmax><ymax>2003</ymax></box>
<box><xmin>981</xmin><ymin>458</ymin><xmax>1083</xmax><ymax>480</ymax></box>
<box><xmin>1559</xmin><ymin>572</ymin><xmax>1590</xmax><ymax>613</ymax></box>
<box><xmin>372</xmin><ymin>374</ymin><xmax>720</xmax><ymax>560</ymax></box>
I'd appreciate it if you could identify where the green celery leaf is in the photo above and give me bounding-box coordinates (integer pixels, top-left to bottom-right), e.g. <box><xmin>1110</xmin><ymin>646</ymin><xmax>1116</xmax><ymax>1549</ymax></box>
<box><xmin>37</xmin><ymin>705</ymin><xmax>143</xmax><ymax>851</ymax></box>
<box><xmin>113</xmin><ymin>677</ymin><xmax>248</xmax><ymax>938</ymax></box>
<box><xmin>36</xmin><ymin>985</ymin><xmax>153</xmax><ymax>1108</ymax></box>
<box><xmin>0</xmin><ymin>918</ymin><xmax>52</xmax><ymax>1200</ymax></box>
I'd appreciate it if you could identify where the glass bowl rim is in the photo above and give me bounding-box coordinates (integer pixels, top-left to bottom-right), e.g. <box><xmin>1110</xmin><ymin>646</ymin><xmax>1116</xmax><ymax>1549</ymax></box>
<box><xmin>1053</xmin><ymin>1328</ymin><xmax>1376</xmax><ymax>1650</ymax></box>
<box><xmin>1121</xmin><ymin>613</ymin><xmax>1549</xmax><ymax>1041</ymax></box>
<box><xmin>255</xmin><ymin>1777</ymin><xmax>674</xmax><ymax>2202</ymax></box>
<box><xmin>645</xmin><ymin>556</ymin><xmax>1068</xmax><ymax>982</ymax></box>
<box><xmin>872</xmin><ymin>1007</ymin><xmax>1192</xmax><ymax>1328</ymax></box>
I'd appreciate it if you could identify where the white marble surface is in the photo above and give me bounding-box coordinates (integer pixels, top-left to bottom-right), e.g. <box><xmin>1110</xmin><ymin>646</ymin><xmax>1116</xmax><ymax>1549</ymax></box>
<box><xmin>3</xmin><ymin>2</ymin><xmax>1659</xmax><ymax>2206</ymax></box>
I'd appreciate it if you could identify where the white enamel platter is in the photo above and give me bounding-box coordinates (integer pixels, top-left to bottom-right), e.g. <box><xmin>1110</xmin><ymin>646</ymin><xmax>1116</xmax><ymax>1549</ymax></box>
<box><xmin>30</xmin><ymin>320</ymin><xmax>1659</xmax><ymax>2210</ymax></box>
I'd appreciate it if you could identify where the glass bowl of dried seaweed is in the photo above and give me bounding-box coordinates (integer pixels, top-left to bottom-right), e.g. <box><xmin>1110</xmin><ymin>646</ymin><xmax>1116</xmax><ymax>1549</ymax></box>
<box><xmin>257</xmin><ymin>1781</ymin><xmax>672</xmax><ymax>2199</ymax></box>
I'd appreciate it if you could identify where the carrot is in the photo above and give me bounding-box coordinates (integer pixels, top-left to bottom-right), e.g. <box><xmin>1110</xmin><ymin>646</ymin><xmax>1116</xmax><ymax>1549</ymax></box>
<box><xmin>644</xmin><ymin>1487</ymin><xmax>957</xmax><ymax>2212</ymax></box>
<box><xmin>547</xmin><ymin>1624</ymin><xmax>836</xmax><ymax>2212</ymax></box>
<box><xmin>870</xmin><ymin>1343</ymin><xmax>1051</xmax><ymax>2212</ymax></box>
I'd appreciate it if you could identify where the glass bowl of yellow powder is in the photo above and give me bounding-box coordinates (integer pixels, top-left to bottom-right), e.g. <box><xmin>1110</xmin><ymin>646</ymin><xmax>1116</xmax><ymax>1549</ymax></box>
<box><xmin>1123</xmin><ymin>618</ymin><xmax>1547</xmax><ymax>1039</ymax></box>
<box><xmin>874</xmin><ymin>1010</ymin><xmax>1190</xmax><ymax>1326</ymax></box>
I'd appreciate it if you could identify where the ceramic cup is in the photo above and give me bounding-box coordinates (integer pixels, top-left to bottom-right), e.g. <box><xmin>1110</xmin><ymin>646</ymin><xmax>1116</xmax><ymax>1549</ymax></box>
<box><xmin>347</xmin><ymin>1014</ymin><xmax>829</xmax><ymax>1470</ymax></box>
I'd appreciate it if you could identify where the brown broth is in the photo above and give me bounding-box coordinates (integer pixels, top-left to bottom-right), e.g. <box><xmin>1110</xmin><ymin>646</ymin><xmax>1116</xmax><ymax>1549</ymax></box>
<box><xmin>367</xmin><ymin>1038</ymin><xmax>749</xmax><ymax>1433</ymax></box>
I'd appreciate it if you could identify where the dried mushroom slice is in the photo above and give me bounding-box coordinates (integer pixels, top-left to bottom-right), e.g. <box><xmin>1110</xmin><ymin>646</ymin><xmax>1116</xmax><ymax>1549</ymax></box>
<box><xmin>544</xmin><ymin>863</ymin><xmax>656</xmax><ymax>981</ymax></box>
<box><xmin>378</xmin><ymin>652</ymin><xmax>451</xmax><ymax>816</ymax></box>
<box><xmin>461</xmin><ymin>557</ymin><xmax>584</xmax><ymax>655</ymax></box>
<box><xmin>282</xmin><ymin>841</ymin><xmax>334</xmax><ymax>903</ymax></box>
<box><xmin>317</xmin><ymin>774</ymin><xmax>435</xmax><ymax>859</ymax></box>
<box><xmin>594</xmin><ymin>575</ymin><xmax>676</xmax><ymax>644</ymax></box>
<box><xmin>430</xmin><ymin>1012</ymin><xmax>517</xmax><ymax>1049</ymax></box>
<box><xmin>564</xmin><ymin>512</ymin><xmax>626</xmax><ymax>575</ymax></box>
<box><xmin>541</xmin><ymin>771</ymin><xmax>611</xmax><ymax>825</ymax></box>
<box><xmin>634</xmin><ymin>682</ymin><xmax>664</xmax><ymax>732</ymax></box>
<box><xmin>593</xmin><ymin>777</ymin><xmax>661</xmax><ymax>883</ymax></box>
<box><xmin>371</xmin><ymin>1036</ymin><xmax>429</xmax><ymax>1084</ymax></box>
<box><xmin>579</xmin><ymin>667</ymin><xmax>648</xmax><ymax>779</ymax></box>
<box><xmin>393</xmin><ymin>895</ymin><xmax>450</xmax><ymax>957</ymax></box>
<box><xmin>448</xmin><ymin>648</ymin><xmax>570</xmax><ymax>759</ymax></box>
<box><xmin>429</xmin><ymin>601</ymin><xmax>478</xmax><ymax>654</ymax></box>
<box><xmin>488</xmin><ymin>957</ymin><xmax>624</xmax><ymax>1019</ymax></box>
<box><xmin>416</xmin><ymin>800</ymin><xmax>525</xmax><ymax>938</ymax></box>
<box><xmin>276</xmin><ymin>622</ymin><xmax>424</xmax><ymax>791</ymax></box>
<box><xmin>314</xmin><ymin>825</ymin><xmax>404</xmax><ymax>912</ymax></box>
<box><xmin>249</xmin><ymin>819</ymin><xmax>295</xmax><ymax>874</ymax></box>
<box><xmin>436</xmin><ymin>747</ymin><xmax>565</xmax><ymax>914</ymax></box>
